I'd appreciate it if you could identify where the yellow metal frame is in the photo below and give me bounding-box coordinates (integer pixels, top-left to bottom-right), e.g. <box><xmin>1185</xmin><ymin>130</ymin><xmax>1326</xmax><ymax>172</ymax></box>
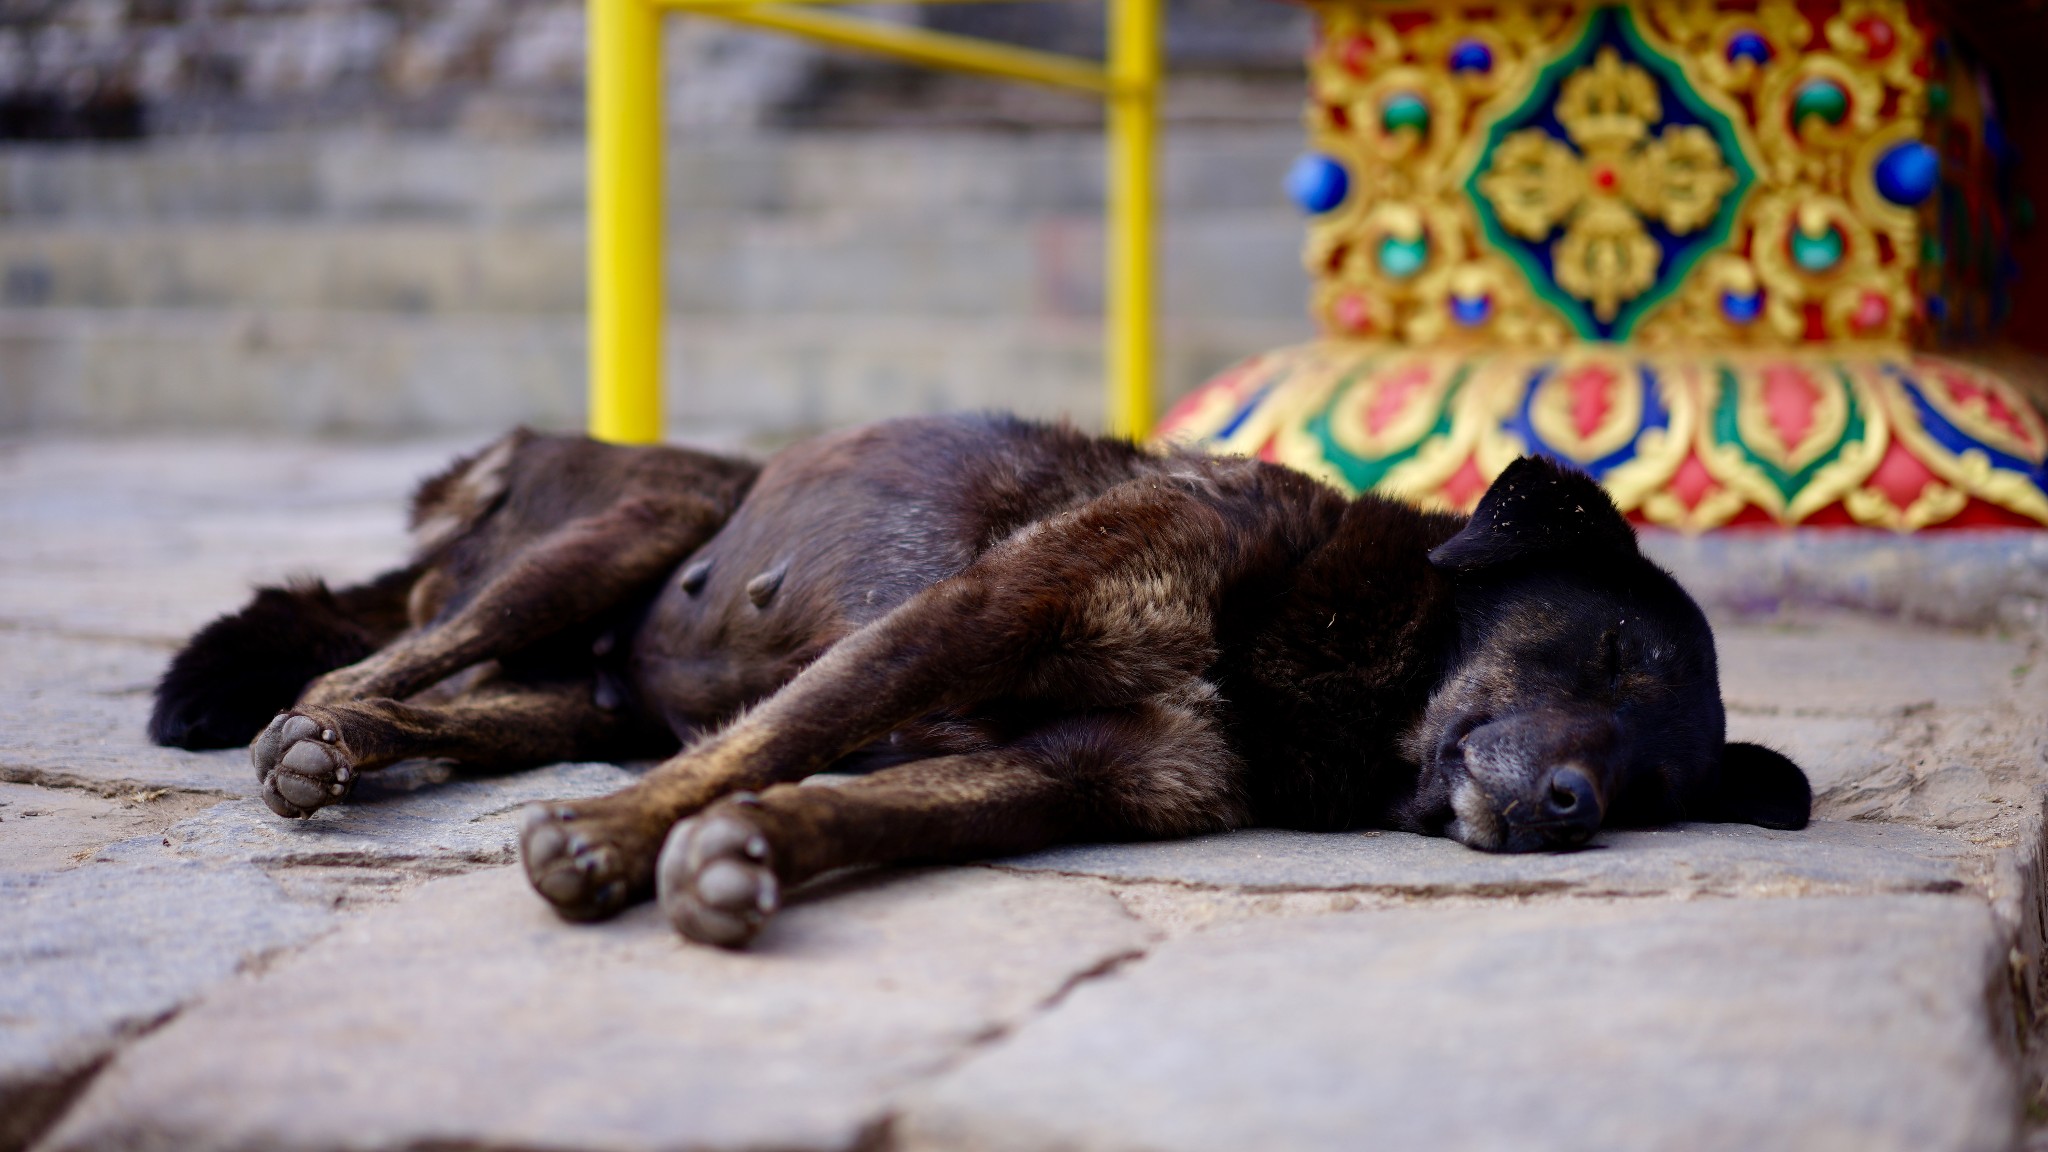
<box><xmin>587</xmin><ymin>0</ymin><xmax>1161</xmax><ymax>443</ymax></box>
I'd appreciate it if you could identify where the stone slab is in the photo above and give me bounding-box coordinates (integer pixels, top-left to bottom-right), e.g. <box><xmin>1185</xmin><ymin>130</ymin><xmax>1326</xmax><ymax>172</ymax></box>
<box><xmin>40</xmin><ymin>865</ymin><xmax>1153</xmax><ymax>1152</ymax></box>
<box><xmin>1647</xmin><ymin>531</ymin><xmax>2048</xmax><ymax>633</ymax></box>
<box><xmin>0</xmin><ymin>782</ymin><xmax>213</xmax><ymax>872</ymax></box>
<box><xmin>0</xmin><ymin>437</ymin><xmax>437</xmax><ymax>642</ymax></box>
<box><xmin>0</xmin><ymin>633</ymin><xmax>253</xmax><ymax>797</ymax></box>
<box><xmin>1714</xmin><ymin>618</ymin><xmax>2028</xmax><ymax>716</ymax></box>
<box><xmin>898</xmin><ymin>896</ymin><xmax>2018</xmax><ymax>1152</ymax></box>
<box><xmin>124</xmin><ymin>759</ymin><xmax>644</xmax><ymax>872</ymax></box>
<box><xmin>996</xmin><ymin>820</ymin><xmax>1981</xmax><ymax>899</ymax></box>
<box><xmin>0</xmin><ymin>860</ymin><xmax>334</xmax><ymax>1149</ymax></box>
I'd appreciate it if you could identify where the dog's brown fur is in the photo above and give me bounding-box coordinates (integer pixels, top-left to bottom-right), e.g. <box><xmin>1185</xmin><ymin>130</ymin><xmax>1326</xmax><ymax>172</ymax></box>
<box><xmin>156</xmin><ymin>414</ymin><xmax>1809</xmax><ymax>947</ymax></box>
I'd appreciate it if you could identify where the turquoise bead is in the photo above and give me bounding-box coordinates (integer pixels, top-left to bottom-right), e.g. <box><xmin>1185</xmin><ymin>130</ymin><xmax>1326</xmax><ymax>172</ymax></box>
<box><xmin>1382</xmin><ymin>93</ymin><xmax>1430</xmax><ymax>135</ymax></box>
<box><xmin>1790</xmin><ymin>222</ymin><xmax>1845</xmax><ymax>272</ymax></box>
<box><xmin>1793</xmin><ymin>79</ymin><xmax>1849</xmax><ymax>129</ymax></box>
<box><xmin>1378</xmin><ymin>233</ymin><xmax>1428</xmax><ymax>279</ymax></box>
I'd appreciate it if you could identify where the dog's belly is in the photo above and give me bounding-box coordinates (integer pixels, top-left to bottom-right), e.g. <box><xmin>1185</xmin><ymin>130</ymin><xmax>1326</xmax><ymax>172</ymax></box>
<box><xmin>626</xmin><ymin>414</ymin><xmax>1148</xmax><ymax>739</ymax></box>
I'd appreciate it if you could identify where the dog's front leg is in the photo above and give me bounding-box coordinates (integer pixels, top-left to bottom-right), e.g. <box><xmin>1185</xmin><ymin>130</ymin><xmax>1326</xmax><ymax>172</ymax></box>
<box><xmin>657</xmin><ymin>679</ymin><xmax>1245</xmax><ymax>946</ymax></box>
<box><xmin>250</xmin><ymin>680</ymin><xmax>671</xmax><ymax>818</ymax></box>
<box><xmin>521</xmin><ymin>478</ymin><xmax>1261</xmax><ymax>921</ymax></box>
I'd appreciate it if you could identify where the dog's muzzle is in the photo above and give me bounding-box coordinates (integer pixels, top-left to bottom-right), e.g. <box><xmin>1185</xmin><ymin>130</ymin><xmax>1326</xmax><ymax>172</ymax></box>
<box><xmin>1455</xmin><ymin>710</ymin><xmax>1613</xmax><ymax>852</ymax></box>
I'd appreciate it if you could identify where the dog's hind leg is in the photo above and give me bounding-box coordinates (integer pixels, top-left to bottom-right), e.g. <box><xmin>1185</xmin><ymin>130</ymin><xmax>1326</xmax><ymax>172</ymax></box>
<box><xmin>250</xmin><ymin>678</ymin><xmax>675</xmax><ymax>818</ymax></box>
<box><xmin>149</xmin><ymin>564</ymin><xmax>421</xmax><ymax>750</ymax></box>
<box><xmin>655</xmin><ymin>682</ymin><xmax>1245</xmax><ymax>946</ymax></box>
<box><xmin>298</xmin><ymin>491</ymin><xmax>730</xmax><ymax>709</ymax></box>
<box><xmin>521</xmin><ymin>474</ymin><xmax>1280</xmax><ymax>921</ymax></box>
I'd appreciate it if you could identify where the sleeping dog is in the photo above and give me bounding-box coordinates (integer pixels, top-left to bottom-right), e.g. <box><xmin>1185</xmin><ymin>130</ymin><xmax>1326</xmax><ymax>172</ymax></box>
<box><xmin>151</xmin><ymin>414</ymin><xmax>1810</xmax><ymax>947</ymax></box>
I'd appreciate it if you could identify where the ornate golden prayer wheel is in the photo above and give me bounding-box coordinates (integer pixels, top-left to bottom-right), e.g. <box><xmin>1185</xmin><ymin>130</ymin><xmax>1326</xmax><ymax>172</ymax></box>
<box><xmin>1158</xmin><ymin>1</ymin><xmax>2048</xmax><ymax>530</ymax></box>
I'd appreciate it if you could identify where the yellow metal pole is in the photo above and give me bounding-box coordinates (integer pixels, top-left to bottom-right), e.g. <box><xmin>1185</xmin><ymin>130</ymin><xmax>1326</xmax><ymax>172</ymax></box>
<box><xmin>1105</xmin><ymin>0</ymin><xmax>1160</xmax><ymax>440</ymax></box>
<box><xmin>588</xmin><ymin>0</ymin><xmax>664</xmax><ymax>444</ymax></box>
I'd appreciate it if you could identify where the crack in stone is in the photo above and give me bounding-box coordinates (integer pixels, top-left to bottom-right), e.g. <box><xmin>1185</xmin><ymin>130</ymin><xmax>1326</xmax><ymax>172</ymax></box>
<box><xmin>984</xmin><ymin>863</ymin><xmax>1992</xmax><ymax>910</ymax></box>
<box><xmin>1</xmin><ymin>1003</ymin><xmax>189</xmax><ymax>1152</ymax></box>
<box><xmin>0</xmin><ymin>764</ymin><xmax>237</xmax><ymax>802</ymax></box>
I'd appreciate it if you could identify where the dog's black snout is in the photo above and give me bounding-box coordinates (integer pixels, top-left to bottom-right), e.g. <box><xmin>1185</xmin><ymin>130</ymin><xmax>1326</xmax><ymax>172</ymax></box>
<box><xmin>1539</xmin><ymin>764</ymin><xmax>1601</xmax><ymax>845</ymax></box>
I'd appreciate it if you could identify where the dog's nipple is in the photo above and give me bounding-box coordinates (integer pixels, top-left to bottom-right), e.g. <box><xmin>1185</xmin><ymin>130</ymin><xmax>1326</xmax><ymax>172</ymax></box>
<box><xmin>746</xmin><ymin>563</ymin><xmax>788</xmax><ymax>609</ymax></box>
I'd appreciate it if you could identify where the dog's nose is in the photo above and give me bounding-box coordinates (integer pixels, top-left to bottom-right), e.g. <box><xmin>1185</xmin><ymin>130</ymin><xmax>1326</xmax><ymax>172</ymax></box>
<box><xmin>1538</xmin><ymin>764</ymin><xmax>1601</xmax><ymax>846</ymax></box>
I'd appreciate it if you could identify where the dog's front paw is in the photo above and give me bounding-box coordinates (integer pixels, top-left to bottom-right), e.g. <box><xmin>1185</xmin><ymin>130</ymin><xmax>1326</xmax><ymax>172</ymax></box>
<box><xmin>250</xmin><ymin>711</ymin><xmax>355</xmax><ymax>818</ymax></box>
<box><xmin>520</xmin><ymin>802</ymin><xmax>662</xmax><ymax>922</ymax></box>
<box><xmin>657</xmin><ymin>797</ymin><xmax>780</xmax><ymax>948</ymax></box>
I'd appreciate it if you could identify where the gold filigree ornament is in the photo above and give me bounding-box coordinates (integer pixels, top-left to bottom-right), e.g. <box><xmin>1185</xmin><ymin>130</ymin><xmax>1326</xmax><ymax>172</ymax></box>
<box><xmin>1755</xmin><ymin>55</ymin><xmax>1884</xmax><ymax>188</ymax></box>
<box><xmin>1750</xmin><ymin>194</ymin><xmax>1883</xmax><ymax>341</ymax></box>
<box><xmin>1350</xmin><ymin>68</ymin><xmax>1467</xmax><ymax>185</ymax></box>
<box><xmin>1475</xmin><ymin>48</ymin><xmax>1736</xmax><ymax>325</ymax></box>
<box><xmin>1882</xmin><ymin>358</ymin><xmax>2048</xmax><ymax>524</ymax></box>
<box><xmin>1629</xmin><ymin>124</ymin><xmax>1736</xmax><ymax>233</ymax></box>
<box><xmin>1408</xmin><ymin>257</ymin><xmax>1568</xmax><ymax>347</ymax></box>
<box><xmin>1319</xmin><ymin>199</ymin><xmax>1473</xmax><ymax>337</ymax></box>
<box><xmin>1695</xmin><ymin>356</ymin><xmax>1891</xmax><ymax>522</ymax></box>
<box><xmin>1688</xmin><ymin>5</ymin><xmax>1813</xmax><ymax>95</ymax></box>
<box><xmin>1479</xmin><ymin>131</ymin><xmax>1586</xmax><ymax>241</ymax></box>
<box><xmin>1556</xmin><ymin>46</ymin><xmax>1662</xmax><ymax>150</ymax></box>
<box><xmin>1467</xmin><ymin>350</ymin><xmax>1692</xmax><ymax>515</ymax></box>
<box><xmin>1325</xmin><ymin>352</ymin><xmax>1464</xmax><ymax>459</ymax></box>
<box><xmin>1210</xmin><ymin>345</ymin><xmax>1355</xmax><ymax>465</ymax></box>
<box><xmin>1637</xmin><ymin>253</ymin><xmax>1772</xmax><ymax>346</ymax></box>
<box><xmin>1841</xmin><ymin>361</ymin><xmax>1969</xmax><ymax>530</ymax></box>
<box><xmin>1554</xmin><ymin>200</ymin><xmax>1665</xmax><ymax>323</ymax></box>
<box><xmin>1377</xmin><ymin>353</ymin><xmax>1511</xmax><ymax>509</ymax></box>
<box><xmin>1823</xmin><ymin>0</ymin><xmax>1925</xmax><ymax>92</ymax></box>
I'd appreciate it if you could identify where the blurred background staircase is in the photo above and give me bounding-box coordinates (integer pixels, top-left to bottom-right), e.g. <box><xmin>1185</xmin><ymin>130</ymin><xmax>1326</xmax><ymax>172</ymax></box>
<box><xmin>0</xmin><ymin>0</ymin><xmax>1319</xmax><ymax>439</ymax></box>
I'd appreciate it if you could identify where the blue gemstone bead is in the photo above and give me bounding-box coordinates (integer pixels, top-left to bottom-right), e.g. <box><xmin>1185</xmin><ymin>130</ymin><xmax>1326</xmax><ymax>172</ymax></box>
<box><xmin>1285</xmin><ymin>153</ymin><xmax>1350</xmax><ymax>215</ymax></box>
<box><xmin>1725</xmin><ymin>30</ymin><xmax>1771</xmax><ymax>65</ymax></box>
<box><xmin>1874</xmin><ymin>141</ymin><xmax>1939</xmax><ymax>206</ymax></box>
<box><xmin>1925</xmin><ymin>294</ymin><xmax>1948</xmax><ymax>322</ymax></box>
<box><xmin>1720</xmin><ymin>290</ymin><xmax>1763</xmax><ymax>324</ymax></box>
<box><xmin>1449</xmin><ymin>40</ymin><xmax>1493</xmax><ymax>74</ymax></box>
<box><xmin>1450</xmin><ymin>294</ymin><xmax>1492</xmax><ymax>326</ymax></box>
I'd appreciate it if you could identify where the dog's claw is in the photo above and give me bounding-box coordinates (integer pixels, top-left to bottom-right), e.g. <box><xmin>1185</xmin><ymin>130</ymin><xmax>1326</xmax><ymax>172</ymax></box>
<box><xmin>658</xmin><ymin>805</ymin><xmax>781</xmax><ymax>949</ymax></box>
<box><xmin>520</xmin><ymin>803</ymin><xmax>644</xmax><ymax>922</ymax></box>
<box><xmin>251</xmin><ymin>711</ymin><xmax>355</xmax><ymax>819</ymax></box>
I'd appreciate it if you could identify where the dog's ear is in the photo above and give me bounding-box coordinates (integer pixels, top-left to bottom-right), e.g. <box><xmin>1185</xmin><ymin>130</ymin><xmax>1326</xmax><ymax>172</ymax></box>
<box><xmin>1428</xmin><ymin>456</ymin><xmax>1638</xmax><ymax>571</ymax></box>
<box><xmin>1706</xmin><ymin>742</ymin><xmax>1811</xmax><ymax>829</ymax></box>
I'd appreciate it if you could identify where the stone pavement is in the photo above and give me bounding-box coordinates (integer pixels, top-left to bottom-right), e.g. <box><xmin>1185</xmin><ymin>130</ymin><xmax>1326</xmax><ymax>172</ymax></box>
<box><xmin>3</xmin><ymin>435</ymin><xmax>2046</xmax><ymax>1152</ymax></box>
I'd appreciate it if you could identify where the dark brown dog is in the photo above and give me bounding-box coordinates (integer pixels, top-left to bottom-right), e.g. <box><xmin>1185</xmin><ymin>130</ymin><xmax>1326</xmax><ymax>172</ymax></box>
<box><xmin>152</xmin><ymin>414</ymin><xmax>1810</xmax><ymax>947</ymax></box>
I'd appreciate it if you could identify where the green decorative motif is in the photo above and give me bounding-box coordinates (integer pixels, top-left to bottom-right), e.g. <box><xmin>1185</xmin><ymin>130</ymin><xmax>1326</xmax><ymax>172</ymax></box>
<box><xmin>1463</xmin><ymin>6</ymin><xmax>1757</xmax><ymax>341</ymax></box>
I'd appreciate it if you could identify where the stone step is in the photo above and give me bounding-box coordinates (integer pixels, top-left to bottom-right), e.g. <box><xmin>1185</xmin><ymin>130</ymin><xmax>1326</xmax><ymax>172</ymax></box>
<box><xmin>0</xmin><ymin>130</ymin><xmax>1305</xmax><ymax>223</ymax></box>
<box><xmin>0</xmin><ymin>213</ymin><xmax>1306</xmax><ymax>319</ymax></box>
<box><xmin>0</xmin><ymin>308</ymin><xmax>1312</xmax><ymax>435</ymax></box>
<box><xmin>3</xmin><ymin>435</ymin><xmax>2044</xmax><ymax>1152</ymax></box>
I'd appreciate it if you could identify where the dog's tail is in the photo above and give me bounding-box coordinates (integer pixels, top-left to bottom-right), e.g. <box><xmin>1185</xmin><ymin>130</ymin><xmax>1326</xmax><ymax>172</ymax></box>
<box><xmin>148</xmin><ymin>565</ymin><xmax>420</xmax><ymax>750</ymax></box>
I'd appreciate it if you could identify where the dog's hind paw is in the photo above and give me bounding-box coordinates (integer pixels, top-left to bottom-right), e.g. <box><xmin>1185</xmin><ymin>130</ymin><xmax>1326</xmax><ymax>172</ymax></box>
<box><xmin>657</xmin><ymin>798</ymin><xmax>780</xmax><ymax>948</ymax></box>
<box><xmin>519</xmin><ymin>802</ymin><xmax>657</xmax><ymax>921</ymax></box>
<box><xmin>251</xmin><ymin>711</ymin><xmax>355</xmax><ymax>819</ymax></box>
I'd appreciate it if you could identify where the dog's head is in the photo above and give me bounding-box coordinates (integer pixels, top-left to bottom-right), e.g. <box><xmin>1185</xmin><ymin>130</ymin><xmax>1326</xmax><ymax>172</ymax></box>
<box><xmin>1405</xmin><ymin>456</ymin><xmax>1809</xmax><ymax>852</ymax></box>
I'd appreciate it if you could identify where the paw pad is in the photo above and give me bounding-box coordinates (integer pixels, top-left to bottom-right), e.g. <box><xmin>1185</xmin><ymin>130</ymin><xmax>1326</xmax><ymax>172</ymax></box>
<box><xmin>520</xmin><ymin>804</ymin><xmax>636</xmax><ymax>921</ymax></box>
<box><xmin>251</xmin><ymin>712</ymin><xmax>354</xmax><ymax>819</ymax></box>
<box><xmin>658</xmin><ymin>802</ymin><xmax>780</xmax><ymax>949</ymax></box>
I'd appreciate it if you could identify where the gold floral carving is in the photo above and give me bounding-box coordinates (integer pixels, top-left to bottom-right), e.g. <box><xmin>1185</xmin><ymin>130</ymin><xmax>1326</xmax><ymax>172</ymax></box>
<box><xmin>1474</xmin><ymin>47</ymin><xmax>1735</xmax><ymax>324</ymax></box>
